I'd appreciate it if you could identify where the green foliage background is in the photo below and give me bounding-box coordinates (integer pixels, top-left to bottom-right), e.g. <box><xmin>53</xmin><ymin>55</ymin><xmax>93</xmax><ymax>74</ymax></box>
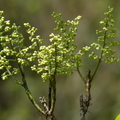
<box><xmin>0</xmin><ymin>0</ymin><xmax>120</xmax><ymax>120</ymax></box>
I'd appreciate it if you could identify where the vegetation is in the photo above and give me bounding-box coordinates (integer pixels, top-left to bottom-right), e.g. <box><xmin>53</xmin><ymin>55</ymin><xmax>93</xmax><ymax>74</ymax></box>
<box><xmin>115</xmin><ymin>114</ymin><xmax>120</xmax><ymax>120</ymax></box>
<box><xmin>0</xmin><ymin>6</ymin><xmax>119</xmax><ymax>120</ymax></box>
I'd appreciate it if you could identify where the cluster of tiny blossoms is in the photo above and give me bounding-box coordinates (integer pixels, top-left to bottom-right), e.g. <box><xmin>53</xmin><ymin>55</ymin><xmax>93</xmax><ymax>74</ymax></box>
<box><xmin>0</xmin><ymin>11</ymin><xmax>43</xmax><ymax>80</ymax></box>
<box><xmin>0</xmin><ymin>11</ymin><xmax>21</xmax><ymax>79</ymax></box>
<box><xmin>89</xmin><ymin>6</ymin><xmax>120</xmax><ymax>63</ymax></box>
<box><xmin>27</xmin><ymin>12</ymin><xmax>83</xmax><ymax>81</ymax></box>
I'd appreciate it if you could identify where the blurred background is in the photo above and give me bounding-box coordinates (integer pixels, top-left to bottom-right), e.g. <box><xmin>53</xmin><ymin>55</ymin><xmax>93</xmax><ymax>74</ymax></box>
<box><xmin>0</xmin><ymin>0</ymin><xmax>120</xmax><ymax>120</ymax></box>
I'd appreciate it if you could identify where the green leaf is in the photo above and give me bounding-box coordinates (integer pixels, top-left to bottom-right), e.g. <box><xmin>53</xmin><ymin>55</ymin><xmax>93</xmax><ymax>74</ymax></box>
<box><xmin>115</xmin><ymin>114</ymin><xmax>120</xmax><ymax>120</ymax></box>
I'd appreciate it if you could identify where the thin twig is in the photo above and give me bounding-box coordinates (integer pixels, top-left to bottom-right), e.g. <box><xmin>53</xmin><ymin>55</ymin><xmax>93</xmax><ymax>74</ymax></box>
<box><xmin>91</xmin><ymin>27</ymin><xmax>107</xmax><ymax>81</ymax></box>
<box><xmin>9</xmin><ymin>41</ymin><xmax>45</xmax><ymax>115</ymax></box>
<box><xmin>76</xmin><ymin>57</ymin><xmax>85</xmax><ymax>81</ymax></box>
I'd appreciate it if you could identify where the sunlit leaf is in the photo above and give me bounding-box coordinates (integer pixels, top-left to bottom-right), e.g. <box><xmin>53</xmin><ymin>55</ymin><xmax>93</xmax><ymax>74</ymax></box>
<box><xmin>115</xmin><ymin>114</ymin><xmax>120</xmax><ymax>120</ymax></box>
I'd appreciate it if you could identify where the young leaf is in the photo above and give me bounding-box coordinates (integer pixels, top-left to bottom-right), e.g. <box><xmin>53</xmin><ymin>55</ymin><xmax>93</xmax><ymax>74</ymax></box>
<box><xmin>115</xmin><ymin>114</ymin><xmax>120</xmax><ymax>120</ymax></box>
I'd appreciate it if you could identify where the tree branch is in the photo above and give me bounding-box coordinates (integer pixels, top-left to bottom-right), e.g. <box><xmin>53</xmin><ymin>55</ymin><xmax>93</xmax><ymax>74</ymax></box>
<box><xmin>80</xmin><ymin>69</ymin><xmax>92</xmax><ymax>120</ymax></box>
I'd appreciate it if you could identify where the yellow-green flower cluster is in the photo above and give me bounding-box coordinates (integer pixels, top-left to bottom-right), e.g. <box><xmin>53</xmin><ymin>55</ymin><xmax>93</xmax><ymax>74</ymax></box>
<box><xmin>27</xmin><ymin>12</ymin><xmax>83</xmax><ymax>81</ymax></box>
<box><xmin>89</xmin><ymin>6</ymin><xmax>120</xmax><ymax>64</ymax></box>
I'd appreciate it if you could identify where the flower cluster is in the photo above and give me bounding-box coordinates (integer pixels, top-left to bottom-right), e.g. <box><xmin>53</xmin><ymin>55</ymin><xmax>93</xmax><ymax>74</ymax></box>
<box><xmin>89</xmin><ymin>6</ymin><xmax>120</xmax><ymax>64</ymax></box>
<box><xmin>27</xmin><ymin>12</ymin><xmax>83</xmax><ymax>81</ymax></box>
<box><xmin>0</xmin><ymin>12</ymin><xmax>43</xmax><ymax>80</ymax></box>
